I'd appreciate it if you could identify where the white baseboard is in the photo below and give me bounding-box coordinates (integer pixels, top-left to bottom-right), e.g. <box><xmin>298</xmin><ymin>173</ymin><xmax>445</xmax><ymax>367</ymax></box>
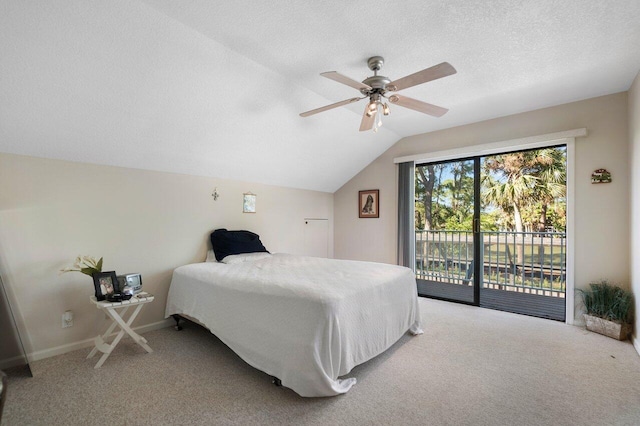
<box><xmin>0</xmin><ymin>354</ymin><xmax>29</xmax><ymax>370</ymax></box>
<box><xmin>633</xmin><ymin>336</ymin><xmax>640</xmax><ymax>357</ymax></box>
<box><xmin>573</xmin><ymin>318</ymin><xmax>585</xmax><ymax>327</ymax></box>
<box><xmin>27</xmin><ymin>318</ymin><xmax>173</xmax><ymax>362</ymax></box>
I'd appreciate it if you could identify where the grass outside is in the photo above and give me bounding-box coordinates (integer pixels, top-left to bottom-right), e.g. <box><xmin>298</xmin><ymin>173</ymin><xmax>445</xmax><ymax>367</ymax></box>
<box><xmin>416</xmin><ymin>241</ymin><xmax>565</xmax><ymax>268</ymax></box>
<box><xmin>482</xmin><ymin>243</ymin><xmax>565</xmax><ymax>267</ymax></box>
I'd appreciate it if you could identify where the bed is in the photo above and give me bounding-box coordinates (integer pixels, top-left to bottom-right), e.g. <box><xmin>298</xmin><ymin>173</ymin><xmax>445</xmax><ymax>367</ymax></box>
<box><xmin>164</xmin><ymin>232</ymin><xmax>422</xmax><ymax>397</ymax></box>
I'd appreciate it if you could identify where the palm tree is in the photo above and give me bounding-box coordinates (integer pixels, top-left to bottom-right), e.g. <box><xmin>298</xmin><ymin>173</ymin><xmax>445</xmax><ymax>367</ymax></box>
<box><xmin>533</xmin><ymin>149</ymin><xmax>566</xmax><ymax>231</ymax></box>
<box><xmin>482</xmin><ymin>148</ymin><xmax>566</xmax><ymax>264</ymax></box>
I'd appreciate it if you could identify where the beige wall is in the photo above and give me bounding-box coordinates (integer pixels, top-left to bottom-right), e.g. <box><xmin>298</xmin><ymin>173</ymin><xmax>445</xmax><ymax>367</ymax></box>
<box><xmin>629</xmin><ymin>71</ymin><xmax>640</xmax><ymax>352</ymax></box>
<box><xmin>0</xmin><ymin>153</ymin><xmax>333</xmax><ymax>359</ymax></box>
<box><xmin>335</xmin><ymin>93</ymin><xmax>630</xmax><ymax>322</ymax></box>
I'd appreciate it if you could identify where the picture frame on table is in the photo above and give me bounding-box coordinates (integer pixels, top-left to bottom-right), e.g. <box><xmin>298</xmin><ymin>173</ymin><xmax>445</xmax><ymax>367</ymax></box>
<box><xmin>359</xmin><ymin>189</ymin><xmax>379</xmax><ymax>218</ymax></box>
<box><xmin>92</xmin><ymin>271</ymin><xmax>119</xmax><ymax>301</ymax></box>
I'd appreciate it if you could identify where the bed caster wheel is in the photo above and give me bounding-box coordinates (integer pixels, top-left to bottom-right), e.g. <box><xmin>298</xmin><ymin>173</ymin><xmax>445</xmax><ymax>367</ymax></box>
<box><xmin>272</xmin><ymin>377</ymin><xmax>282</xmax><ymax>387</ymax></box>
<box><xmin>172</xmin><ymin>314</ymin><xmax>183</xmax><ymax>331</ymax></box>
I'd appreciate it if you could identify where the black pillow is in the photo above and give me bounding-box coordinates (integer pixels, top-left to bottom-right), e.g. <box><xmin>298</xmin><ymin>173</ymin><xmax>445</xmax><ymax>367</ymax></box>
<box><xmin>210</xmin><ymin>229</ymin><xmax>269</xmax><ymax>262</ymax></box>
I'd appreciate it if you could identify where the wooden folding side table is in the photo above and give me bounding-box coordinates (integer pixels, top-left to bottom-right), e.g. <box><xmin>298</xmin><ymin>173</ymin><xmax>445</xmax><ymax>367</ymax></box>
<box><xmin>87</xmin><ymin>292</ymin><xmax>154</xmax><ymax>369</ymax></box>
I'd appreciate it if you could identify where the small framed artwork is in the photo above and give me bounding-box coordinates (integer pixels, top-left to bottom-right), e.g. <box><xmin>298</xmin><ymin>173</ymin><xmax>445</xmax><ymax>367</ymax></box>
<box><xmin>359</xmin><ymin>189</ymin><xmax>379</xmax><ymax>218</ymax></box>
<box><xmin>243</xmin><ymin>192</ymin><xmax>256</xmax><ymax>213</ymax></box>
<box><xmin>591</xmin><ymin>168</ymin><xmax>612</xmax><ymax>184</ymax></box>
<box><xmin>92</xmin><ymin>271</ymin><xmax>119</xmax><ymax>301</ymax></box>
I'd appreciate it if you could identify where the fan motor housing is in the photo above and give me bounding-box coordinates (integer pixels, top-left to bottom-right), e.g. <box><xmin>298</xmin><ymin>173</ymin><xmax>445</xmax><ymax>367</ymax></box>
<box><xmin>362</xmin><ymin>75</ymin><xmax>391</xmax><ymax>90</ymax></box>
<box><xmin>362</xmin><ymin>56</ymin><xmax>391</xmax><ymax>94</ymax></box>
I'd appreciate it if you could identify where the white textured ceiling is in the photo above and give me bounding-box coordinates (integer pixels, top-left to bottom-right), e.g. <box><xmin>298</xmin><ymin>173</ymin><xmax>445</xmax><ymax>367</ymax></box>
<box><xmin>1</xmin><ymin>1</ymin><xmax>639</xmax><ymax>192</ymax></box>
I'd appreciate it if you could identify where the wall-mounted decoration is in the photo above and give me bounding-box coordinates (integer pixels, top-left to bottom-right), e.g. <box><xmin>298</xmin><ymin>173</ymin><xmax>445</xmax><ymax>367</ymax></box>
<box><xmin>211</xmin><ymin>187</ymin><xmax>219</xmax><ymax>201</ymax></box>
<box><xmin>591</xmin><ymin>169</ymin><xmax>612</xmax><ymax>184</ymax></box>
<box><xmin>243</xmin><ymin>192</ymin><xmax>256</xmax><ymax>213</ymax></box>
<box><xmin>359</xmin><ymin>189</ymin><xmax>379</xmax><ymax>218</ymax></box>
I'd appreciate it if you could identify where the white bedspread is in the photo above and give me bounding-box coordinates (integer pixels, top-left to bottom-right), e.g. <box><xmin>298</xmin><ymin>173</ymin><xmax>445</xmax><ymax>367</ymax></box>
<box><xmin>165</xmin><ymin>253</ymin><xmax>422</xmax><ymax>397</ymax></box>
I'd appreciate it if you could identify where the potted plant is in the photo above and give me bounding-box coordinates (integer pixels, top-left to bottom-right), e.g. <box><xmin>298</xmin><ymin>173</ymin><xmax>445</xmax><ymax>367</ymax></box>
<box><xmin>577</xmin><ymin>280</ymin><xmax>634</xmax><ymax>341</ymax></box>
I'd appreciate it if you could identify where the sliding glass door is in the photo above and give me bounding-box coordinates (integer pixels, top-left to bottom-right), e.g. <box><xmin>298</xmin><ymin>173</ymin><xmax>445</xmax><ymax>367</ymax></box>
<box><xmin>414</xmin><ymin>146</ymin><xmax>567</xmax><ymax>320</ymax></box>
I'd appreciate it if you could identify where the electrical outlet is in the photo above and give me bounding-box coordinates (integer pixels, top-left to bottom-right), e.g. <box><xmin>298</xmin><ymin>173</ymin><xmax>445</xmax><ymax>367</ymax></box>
<box><xmin>62</xmin><ymin>310</ymin><xmax>73</xmax><ymax>328</ymax></box>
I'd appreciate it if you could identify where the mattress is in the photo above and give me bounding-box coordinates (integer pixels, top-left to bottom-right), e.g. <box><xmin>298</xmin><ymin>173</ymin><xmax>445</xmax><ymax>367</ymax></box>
<box><xmin>165</xmin><ymin>253</ymin><xmax>422</xmax><ymax>397</ymax></box>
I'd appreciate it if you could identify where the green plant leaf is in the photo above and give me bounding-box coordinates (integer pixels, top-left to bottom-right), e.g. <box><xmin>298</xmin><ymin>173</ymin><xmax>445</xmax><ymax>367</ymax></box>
<box><xmin>96</xmin><ymin>257</ymin><xmax>103</xmax><ymax>272</ymax></box>
<box><xmin>578</xmin><ymin>280</ymin><xmax>634</xmax><ymax>324</ymax></box>
<box><xmin>81</xmin><ymin>267</ymin><xmax>97</xmax><ymax>277</ymax></box>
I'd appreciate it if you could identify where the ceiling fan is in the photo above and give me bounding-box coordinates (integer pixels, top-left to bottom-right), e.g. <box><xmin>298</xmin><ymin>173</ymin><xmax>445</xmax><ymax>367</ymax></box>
<box><xmin>300</xmin><ymin>56</ymin><xmax>456</xmax><ymax>132</ymax></box>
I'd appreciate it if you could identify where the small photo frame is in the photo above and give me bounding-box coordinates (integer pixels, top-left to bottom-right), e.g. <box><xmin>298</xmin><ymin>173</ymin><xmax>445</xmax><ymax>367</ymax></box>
<box><xmin>591</xmin><ymin>168</ymin><xmax>612</xmax><ymax>184</ymax></box>
<box><xmin>359</xmin><ymin>189</ymin><xmax>379</xmax><ymax>218</ymax></box>
<box><xmin>243</xmin><ymin>192</ymin><xmax>256</xmax><ymax>213</ymax></box>
<box><xmin>93</xmin><ymin>271</ymin><xmax>119</xmax><ymax>301</ymax></box>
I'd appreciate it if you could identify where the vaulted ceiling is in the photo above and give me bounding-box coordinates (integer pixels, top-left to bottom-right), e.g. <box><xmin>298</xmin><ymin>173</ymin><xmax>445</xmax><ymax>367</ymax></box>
<box><xmin>1</xmin><ymin>1</ymin><xmax>639</xmax><ymax>192</ymax></box>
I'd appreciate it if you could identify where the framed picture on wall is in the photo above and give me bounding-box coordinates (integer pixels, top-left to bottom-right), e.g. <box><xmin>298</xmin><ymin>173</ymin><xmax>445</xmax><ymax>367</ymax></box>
<box><xmin>359</xmin><ymin>189</ymin><xmax>379</xmax><ymax>218</ymax></box>
<box><xmin>243</xmin><ymin>192</ymin><xmax>256</xmax><ymax>213</ymax></box>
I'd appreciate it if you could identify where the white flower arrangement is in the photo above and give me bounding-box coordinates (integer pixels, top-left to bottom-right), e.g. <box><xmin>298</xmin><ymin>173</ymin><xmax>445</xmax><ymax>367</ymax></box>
<box><xmin>60</xmin><ymin>255</ymin><xmax>103</xmax><ymax>277</ymax></box>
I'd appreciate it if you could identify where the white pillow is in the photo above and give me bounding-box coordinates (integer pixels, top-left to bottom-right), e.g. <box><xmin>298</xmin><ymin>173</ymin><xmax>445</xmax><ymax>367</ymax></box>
<box><xmin>221</xmin><ymin>252</ymin><xmax>272</xmax><ymax>264</ymax></box>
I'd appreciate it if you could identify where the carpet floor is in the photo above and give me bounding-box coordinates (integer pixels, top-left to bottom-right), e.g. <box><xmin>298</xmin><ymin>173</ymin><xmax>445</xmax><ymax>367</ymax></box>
<box><xmin>3</xmin><ymin>298</ymin><xmax>640</xmax><ymax>425</ymax></box>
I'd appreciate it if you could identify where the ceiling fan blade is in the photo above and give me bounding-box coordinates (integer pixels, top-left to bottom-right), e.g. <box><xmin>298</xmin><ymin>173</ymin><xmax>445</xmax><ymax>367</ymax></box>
<box><xmin>359</xmin><ymin>103</ymin><xmax>375</xmax><ymax>132</ymax></box>
<box><xmin>299</xmin><ymin>97</ymin><xmax>362</xmax><ymax>117</ymax></box>
<box><xmin>321</xmin><ymin>71</ymin><xmax>372</xmax><ymax>92</ymax></box>
<box><xmin>388</xmin><ymin>62</ymin><xmax>456</xmax><ymax>92</ymax></box>
<box><xmin>388</xmin><ymin>94</ymin><xmax>449</xmax><ymax>117</ymax></box>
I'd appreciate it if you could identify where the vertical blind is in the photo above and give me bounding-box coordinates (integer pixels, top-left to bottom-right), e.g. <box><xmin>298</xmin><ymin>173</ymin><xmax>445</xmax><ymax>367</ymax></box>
<box><xmin>397</xmin><ymin>161</ymin><xmax>415</xmax><ymax>270</ymax></box>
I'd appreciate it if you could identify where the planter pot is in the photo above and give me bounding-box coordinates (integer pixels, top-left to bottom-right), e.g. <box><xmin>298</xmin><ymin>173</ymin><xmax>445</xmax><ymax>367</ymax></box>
<box><xmin>584</xmin><ymin>314</ymin><xmax>632</xmax><ymax>341</ymax></box>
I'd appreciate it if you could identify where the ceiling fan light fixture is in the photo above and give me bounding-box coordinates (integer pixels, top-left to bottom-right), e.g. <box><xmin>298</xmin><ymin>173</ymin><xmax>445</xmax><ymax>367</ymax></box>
<box><xmin>366</xmin><ymin>96</ymin><xmax>389</xmax><ymax>132</ymax></box>
<box><xmin>366</xmin><ymin>101</ymin><xmax>377</xmax><ymax>117</ymax></box>
<box><xmin>373</xmin><ymin>102</ymin><xmax>385</xmax><ymax>132</ymax></box>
